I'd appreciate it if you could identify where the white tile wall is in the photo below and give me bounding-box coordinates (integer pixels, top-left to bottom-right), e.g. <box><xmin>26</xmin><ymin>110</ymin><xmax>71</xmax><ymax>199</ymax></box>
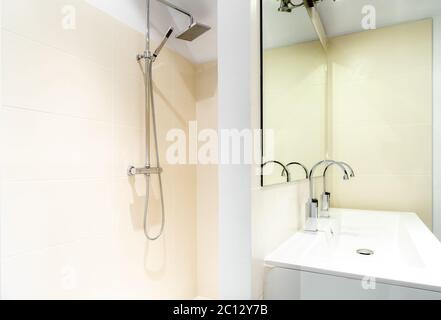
<box><xmin>1</xmin><ymin>107</ymin><xmax>113</xmax><ymax>181</ymax></box>
<box><xmin>1</xmin><ymin>0</ymin><xmax>197</xmax><ymax>299</ymax></box>
<box><xmin>1</xmin><ymin>0</ymin><xmax>114</xmax><ymax>67</ymax></box>
<box><xmin>1</xmin><ymin>179</ymin><xmax>112</xmax><ymax>257</ymax></box>
<box><xmin>2</xmin><ymin>31</ymin><xmax>113</xmax><ymax>122</ymax></box>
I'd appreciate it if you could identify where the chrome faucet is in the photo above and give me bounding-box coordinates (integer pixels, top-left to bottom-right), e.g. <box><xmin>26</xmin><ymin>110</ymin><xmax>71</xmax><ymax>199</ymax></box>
<box><xmin>262</xmin><ymin>161</ymin><xmax>290</xmax><ymax>183</ymax></box>
<box><xmin>282</xmin><ymin>162</ymin><xmax>309</xmax><ymax>180</ymax></box>
<box><xmin>305</xmin><ymin>160</ymin><xmax>349</xmax><ymax>232</ymax></box>
<box><xmin>321</xmin><ymin>162</ymin><xmax>355</xmax><ymax>216</ymax></box>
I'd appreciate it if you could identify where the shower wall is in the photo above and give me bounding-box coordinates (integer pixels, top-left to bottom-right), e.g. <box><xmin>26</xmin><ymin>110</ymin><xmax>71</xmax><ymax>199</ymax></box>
<box><xmin>1</xmin><ymin>0</ymin><xmax>198</xmax><ymax>299</ymax></box>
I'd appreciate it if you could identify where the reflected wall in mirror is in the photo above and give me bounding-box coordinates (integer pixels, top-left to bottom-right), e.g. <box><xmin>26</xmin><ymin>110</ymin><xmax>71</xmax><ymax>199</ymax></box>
<box><xmin>260</xmin><ymin>0</ymin><xmax>436</xmax><ymax>229</ymax></box>
<box><xmin>327</xmin><ymin>19</ymin><xmax>433</xmax><ymax>229</ymax></box>
<box><xmin>261</xmin><ymin>0</ymin><xmax>327</xmax><ymax>186</ymax></box>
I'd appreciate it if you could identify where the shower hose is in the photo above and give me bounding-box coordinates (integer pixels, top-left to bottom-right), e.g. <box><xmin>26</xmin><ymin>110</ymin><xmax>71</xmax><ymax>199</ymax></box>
<box><xmin>143</xmin><ymin>59</ymin><xmax>166</xmax><ymax>241</ymax></box>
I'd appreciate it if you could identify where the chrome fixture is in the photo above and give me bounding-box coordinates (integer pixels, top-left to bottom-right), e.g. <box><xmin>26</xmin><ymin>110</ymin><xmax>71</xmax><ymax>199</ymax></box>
<box><xmin>321</xmin><ymin>162</ymin><xmax>355</xmax><ymax>215</ymax></box>
<box><xmin>262</xmin><ymin>161</ymin><xmax>309</xmax><ymax>183</ymax></box>
<box><xmin>262</xmin><ymin>161</ymin><xmax>290</xmax><ymax>183</ymax></box>
<box><xmin>278</xmin><ymin>0</ymin><xmax>305</xmax><ymax>12</ymax></box>
<box><xmin>157</xmin><ymin>0</ymin><xmax>211</xmax><ymax>41</ymax></box>
<box><xmin>305</xmin><ymin>160</ymin><xmax>349</xmax><ymax>232</ymax></box>
<box><xmin>137</xmin><ymin>26</ymin><xmax>174</xmax><ymax>63</ymax></box>
<box><xmin>277</xmin><ymin>0</ymin><xmax>324</xmax><ymax>12</ymax></box>
<box><xmin>128</xmin><ymin>0</ymin><xmax>211</xmax><ymax>241</ymax></box>
<box><xmin>283</xmin><ymin>162</ymin><xmax>309</xmax><ymax>180</ymax></box>
<box><xmin>128</xmin><ymin>166</ymin><xmax>163</xmax><ymax>176</ymax></box>
<box><xmin>357</xmin><ymin>249</ymin><xmax>374</xmax><ymax>256</ymax></box>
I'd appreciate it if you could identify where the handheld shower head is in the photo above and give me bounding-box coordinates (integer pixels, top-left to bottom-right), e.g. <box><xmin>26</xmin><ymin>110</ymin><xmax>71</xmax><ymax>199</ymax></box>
<box><xmin>153</xmin><ymin>27</ymin><xmax>174</xmax><ymax>59</ymax></box>
<box><xmin>177</xmin><ymin>22</ymin><xmax>211</xmax><ymax>41</ymax></box>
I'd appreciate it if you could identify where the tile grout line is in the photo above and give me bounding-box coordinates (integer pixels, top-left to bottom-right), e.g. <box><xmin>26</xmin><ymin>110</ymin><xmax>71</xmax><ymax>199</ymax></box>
<box><xmin>2</xmin><ymin>235</ymin><xmax>114</xmax><ymax>261</ymax></box>
<box><xmin>110</xmin><ymin>22</ymin><xmax>117</xmax><ymax>229</ymax></box>
<box><xmin>2</xmin><ymin>104</ymin><xmax>112</xmax><ymax>125</ymax></box>
<box><xmin>2</xmin><ymin>177</ymin><xmax>113</xmax><ymax>184</ymax></box>
<box><xmin>1</xmin><ymin>28</ymin><xmax>112</xmax><ymax>73</ymax></box>
<box><xmin>1</xmin><ymin>104</ymin><xmax>146</xmax><ymax>131</ymax></box>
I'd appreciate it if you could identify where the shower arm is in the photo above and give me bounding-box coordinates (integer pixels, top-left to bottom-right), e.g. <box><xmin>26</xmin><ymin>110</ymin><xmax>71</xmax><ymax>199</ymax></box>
<box><xmin>156</xmin><ymin>0</ymin><xmax>195</xmax><ymax>26</ymax></box>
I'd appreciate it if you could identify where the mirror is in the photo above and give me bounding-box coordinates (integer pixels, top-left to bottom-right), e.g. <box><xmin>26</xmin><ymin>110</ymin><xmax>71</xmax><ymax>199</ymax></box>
<box><xmin>260</xmin><ymin>0</ymin><xmax>435</xmax><ymax>229</ymax></box>
<box><xmin>261</xmin><ymin>0</ymin><xmax>327</xmax><ymax>186</ymax></box>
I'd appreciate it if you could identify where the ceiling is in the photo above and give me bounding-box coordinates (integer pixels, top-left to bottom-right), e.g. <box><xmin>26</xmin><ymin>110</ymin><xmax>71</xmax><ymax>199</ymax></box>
<box><xmin>87</xmin><ymin>0</ymin><xmax>441</xmax><ymax>62</ymax></box>
<box><xmin>86</xmin><ymin>0</ymin><xmax>217</xmax><ymax>64</ymax></box>
<box><xmin>263</xmin><ymin>0</ymin><xmax>319</xmax><ymax>49</ymax></box>
<box><xmin>265</xmin><ymin>0</ymin><xmax>441</xmax><ymax>48</ymax></box>
<box><xmin>317</xmin><ymin>0</ymin><xmax>441</xmax><ymax>38</ymax></box>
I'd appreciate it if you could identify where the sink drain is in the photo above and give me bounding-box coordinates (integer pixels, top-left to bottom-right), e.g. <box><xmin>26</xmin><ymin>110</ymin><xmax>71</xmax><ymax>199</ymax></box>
<box><xmin>357</xmin><ymin>249</ymin><xmax>374</xmax><ymax>256</ymax></box>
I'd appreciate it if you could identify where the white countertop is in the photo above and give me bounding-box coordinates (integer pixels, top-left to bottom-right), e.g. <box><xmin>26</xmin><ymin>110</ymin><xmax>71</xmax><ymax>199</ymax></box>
<box><xmin>265</xmin><ymin>208</ymin><xmax>441</xmax><ymax>292</ymax></box>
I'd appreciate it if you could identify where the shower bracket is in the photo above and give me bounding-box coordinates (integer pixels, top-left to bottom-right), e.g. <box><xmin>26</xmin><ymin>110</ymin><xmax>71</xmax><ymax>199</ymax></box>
<box><xmin>136</xmin><ymin>51</ymin><xmax>155</xmax><ymax>62</ymax></box>
<box><xmin>127</xmin><ymin>166</ymin><xmax>163</xmax><ymax>176</ymax></box>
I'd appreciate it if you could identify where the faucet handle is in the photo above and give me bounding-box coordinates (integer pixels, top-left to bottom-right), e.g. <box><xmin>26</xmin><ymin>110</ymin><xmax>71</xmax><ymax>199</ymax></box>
<box><xmin>305</xmin><ymin>199</ymin><xmax>319</xmax><ymax>232</ymax></box>
<box><xmin>321</xmin><ymin>192</ymin><xmax>331</xmax><ymax>217</ymax></box>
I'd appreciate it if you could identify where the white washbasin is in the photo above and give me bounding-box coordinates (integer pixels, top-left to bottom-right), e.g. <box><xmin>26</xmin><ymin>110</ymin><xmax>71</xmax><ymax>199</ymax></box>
<box><xmin>265</xmin><ymin>208</ymin><xmax>441</xmax><ymax>292</ymax></box>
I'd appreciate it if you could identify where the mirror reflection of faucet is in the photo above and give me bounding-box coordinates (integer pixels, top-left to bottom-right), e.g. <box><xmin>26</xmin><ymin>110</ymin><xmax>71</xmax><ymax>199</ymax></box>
<box><xmin>261</xmin><ymin>160</ymin><xmax>309</xmax><ymax>183</ymax></box>
<box><xmin>283</xmin><ymin>162</ymin><xmax>309</xmax><ymax>180</ymax></box>
<box><xmin>262</xmin><ymin>161</ymin><xmax>290</xmax><ymax>183</ymax></box>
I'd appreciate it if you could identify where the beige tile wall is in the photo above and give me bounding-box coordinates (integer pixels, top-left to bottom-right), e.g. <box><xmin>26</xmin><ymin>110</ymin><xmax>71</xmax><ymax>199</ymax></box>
<box><xmin>329</xmin><ymin>20</ymin><xmax>433</xmax><ymax>228</ymax></box>
<box><xmin>1</xmin><ymin>0</ymin><xmax>197</xmax><ymax>299</ymax></box>
<box><xmin>195</xmin><ymin>61</ymin><xmax>218</xmax><ymax>299</ymax></box>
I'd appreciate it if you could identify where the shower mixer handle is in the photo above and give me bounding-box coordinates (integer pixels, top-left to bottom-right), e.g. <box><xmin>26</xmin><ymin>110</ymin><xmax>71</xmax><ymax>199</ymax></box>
<box><xmin>136</xmin><ymin>52</ymin><xmax>149</xmax><ymax>62</ymax></box>
<box><xmin>127</xmin><ymin>166</ymin><xmax>163</xmax><ymax>176</ymax></box>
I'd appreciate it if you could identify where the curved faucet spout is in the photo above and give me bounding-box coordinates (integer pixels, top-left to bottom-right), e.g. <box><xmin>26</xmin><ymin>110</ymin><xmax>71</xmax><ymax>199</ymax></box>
<box><xmin>305</xmin><ymin>159</ymin><xmax>349</xmax><ymax>231</ymax></box>
<box><xmin>309</xmin><ymin>160</ymin><xmax>349</xmax><ymax>201</ymax></box>
<box><xmin>336</xmin><ymin>161</ymin><xmax>355</xmax><ymax>177</ymax></box>
<box><xmin>262</xmin><ymin>161</ymin><xmax>290</xmax><ymax>183</ymax></box>
<box><xmin>322</xmin><ymin>161</ymin><xmax>355</xmax><ymax>193</ymax></box>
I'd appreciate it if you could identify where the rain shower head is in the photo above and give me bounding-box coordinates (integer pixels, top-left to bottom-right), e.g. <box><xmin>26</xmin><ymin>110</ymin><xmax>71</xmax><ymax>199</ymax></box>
<box><xmin>157</xmin><ymin>0</ymin><xmax>211</xmax><ymax>41</ymax></box>
<box><xmin>177</xmin><ymin>22</ymin><xmax>211</xmax><ymax>41</ymax></box>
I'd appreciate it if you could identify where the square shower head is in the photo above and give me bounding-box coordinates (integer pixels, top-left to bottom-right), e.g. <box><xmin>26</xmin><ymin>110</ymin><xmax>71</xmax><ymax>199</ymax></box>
<box><xmin>177</xmin><ymin>22</ymin><xmax>211</xmax><ymax>41</ymax></box>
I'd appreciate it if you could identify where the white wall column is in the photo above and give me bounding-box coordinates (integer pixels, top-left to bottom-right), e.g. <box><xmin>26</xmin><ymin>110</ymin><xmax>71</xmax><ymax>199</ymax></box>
<box><xmin>217</xmin><ymin>0</ymin><xmax>253</xmax><ymax>299</ymax></box>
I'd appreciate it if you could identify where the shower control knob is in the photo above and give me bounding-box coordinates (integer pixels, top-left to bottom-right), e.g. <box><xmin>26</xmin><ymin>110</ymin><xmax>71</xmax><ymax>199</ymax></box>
<box><xmin>127</xmin><ymin>166</ymin><xmax>136</xmax><ymax>176</ymax></box>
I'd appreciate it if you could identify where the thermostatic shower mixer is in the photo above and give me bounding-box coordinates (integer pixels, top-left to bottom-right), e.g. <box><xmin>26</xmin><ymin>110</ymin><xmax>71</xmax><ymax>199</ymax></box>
<box><xmin>127</xmin><ymin>166</ymin><xmax>163</xmax><ymax>177</ymax></box>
